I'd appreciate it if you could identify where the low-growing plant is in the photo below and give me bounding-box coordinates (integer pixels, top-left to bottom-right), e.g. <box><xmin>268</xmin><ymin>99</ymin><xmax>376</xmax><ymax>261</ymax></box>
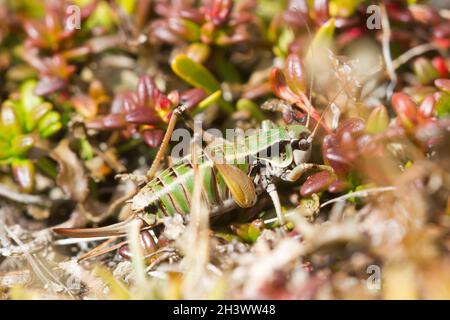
<box><xmin>0</xmin><ymin>80</ymin><xmax>62</xmax><ymax>191</ymax></box>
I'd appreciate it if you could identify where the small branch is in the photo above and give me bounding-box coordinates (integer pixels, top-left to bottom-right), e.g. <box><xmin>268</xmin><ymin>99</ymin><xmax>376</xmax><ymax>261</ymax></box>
<box><xmin>380</xmin><ymin>2</ymin><xmax>397</xmax><ymax>100</ymax></box>
<box><xmin>1</xmin><ymin>224</ymin><xmax>69</xmax><ymax>296</ymax></box>
<box><xmin>320</xmin><ymin>186</ymin><xmax>397</xmax><ymax>208</ymax></box>
<box><xmin>393</xmin><ymin>43</ymin><xmax>440</xmax><ymax>70</ymax></box>
<box><xmin>0</xmin><ymin>184</ymin><xmax>50</xmax><ymax>206</ymax></box>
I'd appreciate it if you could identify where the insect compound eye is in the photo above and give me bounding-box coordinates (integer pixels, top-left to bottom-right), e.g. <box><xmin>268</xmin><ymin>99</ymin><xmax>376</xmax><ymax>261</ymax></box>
<box><xmin>298</xmin><ymin>139</ymin><xmax>310</xmax><ymax>151</ymax></box>
<box><xmin>291</xmin><ymin>137</ymin><xmax>310</xmax><ymax>151</ymax></box>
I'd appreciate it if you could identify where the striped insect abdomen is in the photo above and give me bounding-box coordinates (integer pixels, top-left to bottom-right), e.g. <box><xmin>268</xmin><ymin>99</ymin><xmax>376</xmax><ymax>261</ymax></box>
<box><xmin>131</xmin><ymin>150</ymin><xmax>249</xmax><ymax>218</ymax></box>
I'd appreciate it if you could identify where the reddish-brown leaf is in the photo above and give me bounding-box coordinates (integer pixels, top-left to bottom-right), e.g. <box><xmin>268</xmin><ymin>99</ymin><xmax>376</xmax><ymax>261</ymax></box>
<box><xmin>300</xmin><ymin>171</ymin><xmax>335</xmax><ymax>196</ymax></box>
<box><xmin>392</xmin><ymin>92</ymin><xmax>418</xmax><ymax>129</ymax></box>
<box><xmin>141</xmin><ymin>129</ymin><xmax>165</xmax><ymax>148</ymax></box>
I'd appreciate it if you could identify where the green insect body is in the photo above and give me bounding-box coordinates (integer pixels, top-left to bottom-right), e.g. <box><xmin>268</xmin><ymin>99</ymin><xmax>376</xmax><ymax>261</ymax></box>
<box><xmin>131</xmin><ymin>122</ymin><xmax>311</xmax><ymax>225</ymax></box>
<box><xmin>53</xmin><ymin>121</ymin><xmax>315</xmax><ymax>260</ymax></box>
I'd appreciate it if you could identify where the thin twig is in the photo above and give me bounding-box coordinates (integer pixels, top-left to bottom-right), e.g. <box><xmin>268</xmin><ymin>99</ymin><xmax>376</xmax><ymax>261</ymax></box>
<box><xmin>393</xmin><ymin>42</ymin><xmax>440</xmax><ymax>70</ymax></box>
<box><xmin>144</xmin><ymin>252</ymin><xmax>174</xmax><ymax>273</ymax></box>
<box><xmin>320</xmin><ymin>186</ymin><xmax>397</xmax><ymax>208</ymax></box>
<box><xmin>0</xmin><ymin>184</ymin><xmax>50</xmax><ymax>206</ymax></box>
<box><xmin>145</xmin><ymin>248</ymin><xmax>178</xmax><ymax>272</ymax></box>
<box><xmin>380</xmin><ymin>2</ymin><xmax>397</xmax><ymax>100</ymax></box>
<box><xmin>2</xmin><ymin>224</ymin><xmax>74</xmax><ymax>298</ymax></box>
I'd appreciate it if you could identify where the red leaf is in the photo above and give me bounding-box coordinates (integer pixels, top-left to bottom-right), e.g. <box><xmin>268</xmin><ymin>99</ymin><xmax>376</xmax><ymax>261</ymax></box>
<box><xmin>418</xmin><ymin>94</ymin><xmax>436</xmax><ymax>124</ymax></box>
<box><xmin>34</xmin><ymin>77</ymin><xmax>67</xmax><ymax>96</ymax></box>
<box><xmin>392</xmin><ymin>92</ymin><xmax>417</xmax><ymax>129</ymax></box>
<box><xmin>435</xmin><ymin>78</ymin><xmax>450</xmax><ymax>93</ymax></box>
<box><xmin>431</xmin><ymin>57</ymin><xmax>449</xmax><ymax>78</ymax></box>
<box><xmin>102</xmin><ymin>114</ymin><xmax>128</xmax><ymax>129</ymax></box>
<box><xmin>180</xmin><ymin>88</ymin><xmax>206</xmax><ymax>110</ymax></box>
<box><xmin>137</xmin><ymin>75</ymin><xmax>157</xmax><ymax>107</ymax></box>
<box><xmin>125</xmin><ymin>108</ymin><xmax>161</xmax><ymax>125</ymax></box>
<box><xmin>142</xmin><ymin>129</ymin><xmax>165</xmax><ymax>148</ymax></box>
<box><xmin>206</xmin><ymin>0</ymin><xmax>233</xmax><ymax>26</ymax></box>
<box><xmin>269</xmin><ymin>68</ymin><xmax>299</xmax><ymax>103</ymax></box>
<box><xmin>328</xmin><ymin>179</ymin><xmax>348</xmax><ymax>193</ymax></box>
<box><xmin>284</xmin><ymin>54</ymin><xmax>307</xmax><ymax>96</ymax></box>
<box><xmin>300</xmin><ymin>171</ymin><xmax>335</xmax><ymax>196</ymax></box>
<box><xmin>313</xmin><ymin>0</ymin><xmax>329</xmax><ymax>26</ymax></box>
<box><xmin>336</xmin><ymin>118</ymin><xmax>366</xmax><ymax>139</ymax></box>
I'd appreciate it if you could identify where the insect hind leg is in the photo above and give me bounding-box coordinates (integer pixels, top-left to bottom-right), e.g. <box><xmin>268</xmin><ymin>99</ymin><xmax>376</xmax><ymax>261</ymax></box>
<box><xmin>260</xmin><ymin>171</ymin><xmax>285</xmax><ymax>225</ymax></box>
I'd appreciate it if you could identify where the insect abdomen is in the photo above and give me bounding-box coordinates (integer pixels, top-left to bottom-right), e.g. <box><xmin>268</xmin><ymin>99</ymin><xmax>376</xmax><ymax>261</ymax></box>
<box><xmin>131</xmin><ymin>152</ymin><xmax>245</xmax><ymax>217</ymax></box>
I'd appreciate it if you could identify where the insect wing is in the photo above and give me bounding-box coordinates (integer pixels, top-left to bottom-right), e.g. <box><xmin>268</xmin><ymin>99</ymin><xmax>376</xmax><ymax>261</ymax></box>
<box><xmin>213</xmin><ymin>162</ymin><xmax>256</xmax><ymax>208</ymax></box>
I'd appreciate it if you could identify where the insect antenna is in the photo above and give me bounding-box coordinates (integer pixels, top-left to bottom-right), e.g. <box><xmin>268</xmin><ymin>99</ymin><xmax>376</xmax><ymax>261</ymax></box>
<box><xmin>303</xmin><ymin>12</ymin><xmax>315</xmax><ymax>128</ymax></box>
<box><xmin>309</xmin><ymin>78</ymin><xmax>351</xmax><ymax>140</ymax></box>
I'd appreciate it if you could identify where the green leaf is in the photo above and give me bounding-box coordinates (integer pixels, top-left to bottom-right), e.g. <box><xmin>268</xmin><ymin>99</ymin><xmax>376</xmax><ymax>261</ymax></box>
<box><xmin>366</xmin><ymin>105</ymin><xmax>389</xmax><ymax>134</ymax></box>
<box><xmin>80</xmin><ymin>138</ymin><xmax>94</xmax><ymax>160</ymax></box>
<box><xmin>10</xmin><ymin>135</ymin><xmax>34</xmax><ymax>157</ymax></box>
<box><xmin>232</xmin><ymin>220</ymin><xmax>264</xmax><ymax>244</ymax></box>
<box><xmin>186</xmin><ymin>43</ymin><xmax>211</xmax><ymax>64</ymax></box>
<box><xmin>115</xmin><ymin>0</ymin><xmax>136</xmax><ymax>14</ymax></box>
<box><xmin>36</xmin><ymin>157</ymin><xmax>58</xmax><ymax>179</ymax></box>
<box><xmin>180</xmin><ymin>19</ymin><xmax>201</xmax><ymax>42</ymax></box>
<box><xmin>274</xmin><ymin>27</ymin><xmax>295</xmax><ymax>58</ymax></box>
<box><xmin>30</xmin><ymin>102</ymin><xmax>53</xmax><ymax>125</ymax></box>
<box><xmin>329</xmin><ymin>0</ymin><xmax>365</xmax><ymax>17</ymax></box>
<box><xmin>20</xmin><ymin>80</ymin><xmax>44</xmax><ymax>132</ymax></box>
<box><xmin>37</xmin><ymin>111</ymin><xmax>62</xmax><ymax>138</ymax></box>
<box><xmin>256</xmin><ymin>0</ymin><xmax>287</xmax><ymax>20</ymax></box>
<box><xmin>6</xmin><ymin>0</ymin><xmax>45</xmax><ymax>18</ymax></box>
<box><xmin>215</xmin><ymin>53</ymin><xmax>242</xmax><ymax>83</ymax></box>
<box><xmin>306</xmin><ymin>18</ymin><xmax>335</xmax><ymax>64</ymax></box>
<box><xmin>84</xmin><ymin>1</ymin><xmax>116</xmax><ymax>31</ymax></box>
<box><xmin>171</xmin><ymin>54</ymin><xmax>220</xmax><ymax>93</ymax></box>
<box><xmin>347</xmin><ymin>183</ymin><xmax>376</xmax><ymax>203</ymax></box>
<box><xmin>0</xmin><ymin>140</ymin><xmax>12</xmax><ymax>160</ymax></box>
<box><xmin>413</xmin><ymin>58</ymin><xmax>440</xmax><ymax>85</ymax></box>
<box><xmin>197</xmin><ymin>90</ymin><xmax>222</xmax><ymax>112</ymax></box>
<box><xmin>41</xmin><ymin>123</ymin><xmax>62</xmax><ymax>139</ymax></box>
<box><xmin>237</xmin><ymin>99</ymin><xmax>265</xmax><ymax>122</ymax></box>
<box><xmin>436</xmin><ymin>93</ymin><xmax>450</xmax><ymax>118</ymax></box>
<box><xmin>171</xmin><ymin>54</ymin><xmax>233</xmax><ymax>114</ymax></box>
<box><xmin>0</xmin><ymin>102</ymin><xmax>21</xmax><ymax>139</ymax></box>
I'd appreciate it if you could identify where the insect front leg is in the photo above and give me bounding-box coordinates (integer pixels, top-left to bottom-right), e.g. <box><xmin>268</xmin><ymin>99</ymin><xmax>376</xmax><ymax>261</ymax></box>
<box><xmin>281</xmin><ymin>163</ymin><xmax>334</xmax><ymax>182</ymax></box>
<box><xmin>260</xmin><ymin>171</ymin><xmax>285</xmax><ymax>225</ymax></box>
